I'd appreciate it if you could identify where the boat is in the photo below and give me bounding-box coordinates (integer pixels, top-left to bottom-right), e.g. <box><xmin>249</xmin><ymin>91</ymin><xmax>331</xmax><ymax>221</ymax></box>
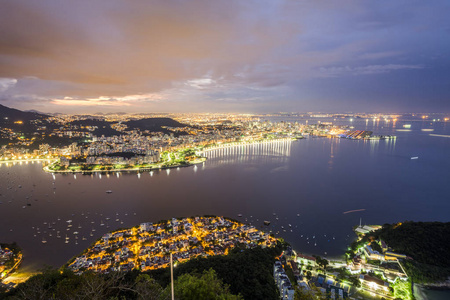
<box><xmin>237</xmin><ymin>214</ymin><xmax>243</xmax><ymax>217</ymax></box>
<box><xmin>42</xmin><ymin>238</ymin><xmax>47</xmax><ymax>244</ymax></box>
<box><xmin>106</xmin><ymin>190</ymin><xmax>113</xmax><ymax>194</ymax></box>
<box><xmin>411</xmin><ymin>157</ymin><xmax>419</xmax><ymax>160</ymax></box>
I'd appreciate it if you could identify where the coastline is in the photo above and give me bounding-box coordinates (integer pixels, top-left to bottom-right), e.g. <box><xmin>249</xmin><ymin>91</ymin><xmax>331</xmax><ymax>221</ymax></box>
<box><xmin>43</xmin><ymin>137</ymin><xmax>296</xmax><ymax>174</ymax></box>
<box><xmin>414</xmin><ymin>284</ymin><xmax>429</xmax><ymax>300</ymax></box>
<box><xmin>43</xmin><ymin>157</ymin><xmax>207</xmax><ymax>174</ymax></box>
<box><xmin>0</xmin><ymin>158</ymin><xmax>57</xmax><ymax>164</ymax></box>
<box><xmin>414</xmin><ymin>283</ymin><xmax>450</xmax><ymax>300</ymax></box>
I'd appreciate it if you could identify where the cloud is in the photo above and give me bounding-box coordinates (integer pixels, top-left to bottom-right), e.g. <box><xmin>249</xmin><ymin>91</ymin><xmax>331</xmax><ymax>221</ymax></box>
<box><xmin>0</xmin><ymin>78</ymin><xmax>17</xmax><ymax>92</ymax></box>
<box><xmin>357</xmin><ymin>51</ymin><xmax>403</xmax><ymax>60</ymax></box>
<box><xmin>0</xmin><ymin>0</ymin><xmax>300</xmax><ymax>98</ymax></box>
<box><xmin>318</xmin><ymin>64</ymin><xmax>425</xmax><ymax>77</ymax></box>
<box><xmin>185</xmin><ymin>78</ymin><xmax>215</xmax><ymax>89</ymax></box>
<box><xmin>0</xmin><ymin>0</ymin><xmax>448</xmax><ymax>112</ymax></box>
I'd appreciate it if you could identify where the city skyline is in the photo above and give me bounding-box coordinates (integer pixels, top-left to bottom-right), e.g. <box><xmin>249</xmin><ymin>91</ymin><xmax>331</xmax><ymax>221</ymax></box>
<box><xmin>1</xmin><ymin>0</ymin><xmax>450</xmax><ymax>114</ymax></box>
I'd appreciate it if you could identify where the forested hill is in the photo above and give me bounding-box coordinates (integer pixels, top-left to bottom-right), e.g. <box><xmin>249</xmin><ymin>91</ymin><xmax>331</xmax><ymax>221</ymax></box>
<box><xmin>370</xmin><ymin>222</ymin><xmax>450</xmax><ymax>283</ymax></box>
<box><xmin>124</xmin><ymin>118</ymin><xmax>188</xmax><ymax>135</ymax></box>
<box><xmin>125</xmin><ymin>118</ymin><xmax>185</xmax><ymax>130</ymax></box>
<box><xmin>1</xmin><ymin>244</ymin><xmax>284</xmax><ymax>300</ymax></box>
<box><xmin>0</xmin><ymin>104</ymin><xmax>47</xmax><ymax>122</ymax></box>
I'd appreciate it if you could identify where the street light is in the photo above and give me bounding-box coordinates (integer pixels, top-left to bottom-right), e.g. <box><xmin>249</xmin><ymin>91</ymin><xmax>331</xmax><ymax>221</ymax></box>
<box><xmin>170</xmin><ymin>252</ymin><xmax>174</xmax><ymax>300</ymax></box>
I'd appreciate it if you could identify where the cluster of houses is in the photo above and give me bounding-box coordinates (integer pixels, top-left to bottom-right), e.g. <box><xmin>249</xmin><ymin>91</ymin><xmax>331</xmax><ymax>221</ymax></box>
<box><xmin>0</xmin><ymin>245</ymin><xmax>13</xmax><ymax>276</ymax></box>
<box><xmin>58</xmin><ymin>150</ymin><xmax>159</xmax><ymax>167</ymax></box>
<box><xmin>348</xmin><ymin>242</ymin><xmax>409</xmax><ymax>297</ymax></box>
<box><xmin>274</xmin><ymin>261</ymin><xmax>295</xmax><ymax>300</ymax></box>
<box><xmin>68</xmin><ymin>216</ymin><xmax>276</xmax><ymax>274</ymax></box>
<box><xmin>274</xmin><ymin>237</ymin><xmax>409</xmax><ymax>300</ymax></box>
<box><xmin>0</xmin><ymin>244</ymin><xmax>23</xmax><ymax>291</ymax></box>
<box><xmin>345</xmin><ymin>224</ymin><xmax>409</xmax><ymax>297</ymax></box>
<box><xmin>276</xmin><ymin>249</ymin><xmax>350</xmax><ymax>300</ymax></box>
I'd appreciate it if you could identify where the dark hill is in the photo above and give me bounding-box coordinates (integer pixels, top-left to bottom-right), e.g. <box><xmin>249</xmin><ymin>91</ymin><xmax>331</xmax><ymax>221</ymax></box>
<box><xmin>70</xmin><ymin>119</ymin><xmax>121</xmax><ymax>137</ymax></box>
<box><xmin>124</xmin><ymin>118</ymin><xmax>187</xmax><ymax>135</ymax></box>
<box><xmin>365</xmin><ymin>221</ymin><xmax>450</xmax><ymax>283</ymax></box>
<box><xmin>0</xmin><ymin>104</ymin><xmax>47</xmax><ymax>122</ymax></box>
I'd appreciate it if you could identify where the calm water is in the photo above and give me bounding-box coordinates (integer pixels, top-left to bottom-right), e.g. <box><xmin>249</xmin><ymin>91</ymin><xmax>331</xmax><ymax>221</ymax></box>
<box><xmin>0</xmin><ymin>118</ymin><xmax>449</xmax><ymax>277</ymax></box>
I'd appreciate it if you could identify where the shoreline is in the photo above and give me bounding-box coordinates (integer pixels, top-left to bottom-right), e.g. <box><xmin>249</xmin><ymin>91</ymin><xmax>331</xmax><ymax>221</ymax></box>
<box><xmin>0</xmin><ymin>158</ymin><xmax>57</xmax><ymax>164</ymax></box>
<box><xmin>43</xmin><ymin>157</ymin><xmax>207</xmax><ymax>174</ymax></box>
<box><xmin>414</xmin><ymin>284</ymin><xmax>429</xmax><ymax>300</ymax></box>
<box><xmin>43</xmin><ymin>137</ymin><xmax>296</xmax><ymax>174</ymax></box>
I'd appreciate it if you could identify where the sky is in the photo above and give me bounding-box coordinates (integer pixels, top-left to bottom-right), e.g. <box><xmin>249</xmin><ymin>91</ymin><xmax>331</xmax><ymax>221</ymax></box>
<box><xmin>0</xmin><ymin>0</ymin><xmax>449</xmax><ymax>114</ymax></box>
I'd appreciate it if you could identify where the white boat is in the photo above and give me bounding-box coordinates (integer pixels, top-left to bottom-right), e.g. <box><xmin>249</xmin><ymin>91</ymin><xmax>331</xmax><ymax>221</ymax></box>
<box><xmin>106</xmin><ymin>190</ymin><xmax>113</xmax><ymax>194</ymax></box>
<box><xmin>411</xmin><ymin>157</ymin><xmax>419</xmax><ymax>160</ymax></box>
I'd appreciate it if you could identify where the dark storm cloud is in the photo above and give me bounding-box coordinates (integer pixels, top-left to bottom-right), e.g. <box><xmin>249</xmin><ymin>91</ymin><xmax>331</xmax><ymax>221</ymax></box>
<box><xmin>0</xmin><ymin>0</ymin><xmax>299</xmax><ymax>96</ymax></box>
<box><xmin>0</xmin><ymin>0</ymin><xmax>449</xmax><ymax>112</ymax></box>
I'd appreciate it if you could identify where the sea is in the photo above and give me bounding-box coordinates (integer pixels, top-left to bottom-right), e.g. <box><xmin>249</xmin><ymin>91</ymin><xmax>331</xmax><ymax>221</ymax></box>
<box><xmin>0</xmin><ymin>115</ymin><xmax>449</xmax><ymax>298</ymax></box>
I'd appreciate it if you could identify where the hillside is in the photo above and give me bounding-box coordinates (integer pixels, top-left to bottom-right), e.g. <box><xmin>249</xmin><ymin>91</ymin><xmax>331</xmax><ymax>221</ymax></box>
<box><xmin>366</xmin><ymin>222</ymin><xmax>450</xmax><ymax>283</ymax></box>
<box><xmin>0</xmin><ymin>104</ymin><xmax>47</xmax><ymax>123</ymax></box>
<box><xmin>124</xmin><ymin>118</ymin><xmax>187</xmax><ymax>135</ymax></box>
<box><xmin>1</xmin><ymin>244</ymin><xmax>283</xmax><ymax>300</ymax></box>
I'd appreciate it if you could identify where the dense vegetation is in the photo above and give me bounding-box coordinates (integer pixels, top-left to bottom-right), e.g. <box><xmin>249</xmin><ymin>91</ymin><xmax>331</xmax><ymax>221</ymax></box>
<box><xmin>1</xmin><ymin>243</ymin><xmax>284</xmax><ymax>300</ymax></box>
<box><xmin>353</xmin><ymin>221</ymin><xmax>450</xmax><ymax>283</ymax></box>
<box><xmin>147</xmin><ymin>244</ymin><xmax>284</xmax><ymax>300</ymax></box>
<box><xmin>0</xmin><ymin>268</ymin><xmax>239</xmax><ymax>300</ymax></box>
<box><xmin>124</xmin><ymin>118</ymin><xmax>187</xmax><ymax>136</ymax></box>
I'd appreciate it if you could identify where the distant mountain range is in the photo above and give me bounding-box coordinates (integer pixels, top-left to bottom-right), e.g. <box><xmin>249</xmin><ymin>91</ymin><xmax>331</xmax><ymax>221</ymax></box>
<box><xmin>0</xmin><ymin>104</ymin><xmax>189</xmax><ymax>139</ymax></box>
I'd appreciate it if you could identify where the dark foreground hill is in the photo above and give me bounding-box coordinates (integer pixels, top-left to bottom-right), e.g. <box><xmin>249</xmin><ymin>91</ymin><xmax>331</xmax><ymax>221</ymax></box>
<box><xmin>0</xmin><ymin>243</ymin><xmax>284</xmax><ymax>300</ymax></box>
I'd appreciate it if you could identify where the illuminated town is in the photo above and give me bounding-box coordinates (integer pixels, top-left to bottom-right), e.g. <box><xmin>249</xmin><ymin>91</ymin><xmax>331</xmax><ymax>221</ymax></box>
<box><xmin>0</xmin><ymin>244</ymin><xmax>22</xmax><ymax>284</ymax></box>
<box><xmin>274</xmin><ymin>223</ymin><xmax>411</xmax><ymax>300</ymax></box>
<box><xmin>0</xmin><ymin>111</ymin><xmax>404</xmax><ymax>171</ymax></box>
<box><xmin>65</xmin><ymin>214</ymin><xmax>414</xmax><ymax>299</ymax></box>
<box><xmin>68</xmin><ymin>216</ymin><xmax>276</xmax><ymax>273</ymax></box>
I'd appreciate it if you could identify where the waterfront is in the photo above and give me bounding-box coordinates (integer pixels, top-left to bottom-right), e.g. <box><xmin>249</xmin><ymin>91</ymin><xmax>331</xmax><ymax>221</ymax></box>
<box><xmin>0</xmin><ymin>118</ymin><xmax>449</xmax><ymax>277</ymax></box>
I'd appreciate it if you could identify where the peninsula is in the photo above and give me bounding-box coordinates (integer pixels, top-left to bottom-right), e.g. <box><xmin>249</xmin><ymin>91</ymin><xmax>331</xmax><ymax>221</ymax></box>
<box><xmin>68</xmin><ymin>216</ymin><xmax>277</xmax><ymax>274</ymax></box>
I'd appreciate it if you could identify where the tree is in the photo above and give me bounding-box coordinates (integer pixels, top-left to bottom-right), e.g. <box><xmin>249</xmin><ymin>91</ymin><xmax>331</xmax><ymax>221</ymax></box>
<box><xmin>306</xmin><ymin>271</ymin><xmax>312</xmax><ymax>280</ymax></box>
<box><xmin>171</xmin><ymin>269</ymin><xmax>242</xmax><ymax>300</ymax></box>
<box><xmin>294</xmin><ymin>286</ymin><xmax>327</xmax><ymax>300</ymax></box>
<box><xmin>313</xmin><ymin>255</ymin><xmax>329</xmax><ymax>271</ymax></box>
<box><xmin>133</xmin><ymin>274</ymin><xmax>165</xmax><ymax>300</ymax></box>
